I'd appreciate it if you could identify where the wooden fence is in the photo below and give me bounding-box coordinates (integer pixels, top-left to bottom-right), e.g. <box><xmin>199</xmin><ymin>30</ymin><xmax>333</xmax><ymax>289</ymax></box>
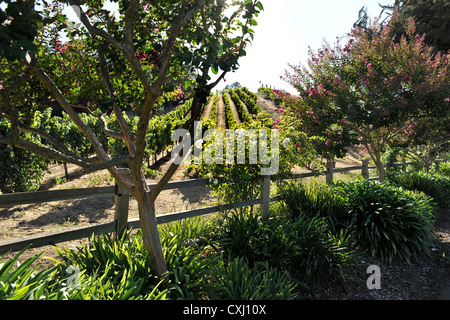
<box><xmin>0</xmin><ymin>160</ymin><xmax>410</xmax><ymax>254</ymax></box>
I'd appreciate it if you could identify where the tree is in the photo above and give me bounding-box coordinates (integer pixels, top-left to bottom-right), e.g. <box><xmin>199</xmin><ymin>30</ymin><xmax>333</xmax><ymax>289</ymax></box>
<box><xmin>396</xmin><ymin>115</ymin><xmax>450</xmax><ymax>172</ymax></box>
<box><xmin>357</xmin><ymin>0</ymin><xmax>450</xmax><ymax>53</ymax></box>
<box><xmin>280</xmin><ymin>17</ymin><xmax>450</xmax><ymax>182</ymax></box>
<box><xmin>224</xmin><ymin>81</ymin><xmax>242</xmax><ymax>91</ymax></box>
<box><xmin>0</xmin><ymin>0</ymin><xmax>264</xmax><ymax>278</ymax></box>
<box><xmin>392</xmin><ymin>0</ymin><xmax>450</xmax><ymax>52</ymax></box>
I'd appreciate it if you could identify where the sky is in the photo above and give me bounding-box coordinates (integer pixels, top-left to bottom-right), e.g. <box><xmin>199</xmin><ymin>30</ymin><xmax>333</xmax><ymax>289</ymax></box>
<box><xmin>215</xmin><ymin>0</ymin><xmax>395</xmax><ymax>93</ymax></box>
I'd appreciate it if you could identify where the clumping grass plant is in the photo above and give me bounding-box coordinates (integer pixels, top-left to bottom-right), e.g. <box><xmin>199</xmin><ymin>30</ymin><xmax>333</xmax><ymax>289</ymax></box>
<box><xmin>278</xmin><ymin>180</ymin><xmax>349</xmax><ymax>234</ymax></box>
<box><xmin>212</xmin><ymin>209</ymin><xmax>359</xmax><ymax>289</ymax></box>
<box><xmin>389</xmin><ymin>170</ymin><xmax>450</xmax><ymax>207</ymax></box>
<box><xmin>209</xmin><ymin>256</ymin><xmax>297</xmax><ymax>300</ymax></box>
<box><xmin>281</xmin><ymin>179</ymin><xmax>437</xmax><ymax>264</ymax></box>
<box><xmin>335</xmin><ymin>180</ymin><xmax>436</xmax><ymax>263</ymax></box>
<box><xmin>434</xmin><ymin>161</ymin><xmax>450</xmax><ymax>177</ymax></box>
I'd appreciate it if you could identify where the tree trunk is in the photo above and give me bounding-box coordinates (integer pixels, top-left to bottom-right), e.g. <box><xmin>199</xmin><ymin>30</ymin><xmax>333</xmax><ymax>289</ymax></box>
<box><xmin>135</xmin><ymin>191</ymin><xmax>168</xmax><ymax>278</ymax></box>
<box><xmin>374</xmin><ymin>149</ymin><xmax>385</xmax><ymax>183</ymax></box>
<box><xmin>63</xmin><ymin>162</ymin><xmax>69</xmax><ymax>180</ymax></box>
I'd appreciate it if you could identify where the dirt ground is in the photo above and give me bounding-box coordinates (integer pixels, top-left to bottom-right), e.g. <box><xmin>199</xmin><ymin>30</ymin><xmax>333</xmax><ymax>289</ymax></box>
<box><xmin>0</xmin><ymin>95</ymin><xmax>448</xmax><ymax>300</ymax></box>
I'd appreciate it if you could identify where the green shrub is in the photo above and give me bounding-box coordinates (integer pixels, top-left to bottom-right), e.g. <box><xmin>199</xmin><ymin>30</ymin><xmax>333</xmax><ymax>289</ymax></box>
<box><xmin>435</xmin><ymin>161</ymin><xmax>450</xmax><ymax>177</ymax></box>
<box><xmin>336</xmin><ymin>181</ymin><xmax>436</xmax><ymax>263</ymax></box>
<box><xmin>278</xmin><ymin>180</ymin><xmax>349</xmax><ymax>234</ymax></box>
<box><xmin>0</xmin><ymin>249</ymin><xmax>58</xmax><ymax>300</ymax></box>
<box><xmin>55</xmin><ymin>230</ymin><xmax>214</xmax><ymax>300</ymax></box>
<box><xmin>389</xmin><ymin>171</ymin><xmax>450</xmax><ymax>206</ymax></box>
<box><xmin>213</xmin><ymin>211</ymin><xmax>357</xmax><ymax>287</ymax></box>
<box><xmin>210</xmin><ymin>256</ymin><xmax>296</xmax><ymax>300</ymax></box>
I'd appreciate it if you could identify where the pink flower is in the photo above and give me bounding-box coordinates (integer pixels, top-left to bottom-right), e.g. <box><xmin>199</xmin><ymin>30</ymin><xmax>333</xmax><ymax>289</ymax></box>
<box><xmin>325</xmin><ymin>141</ymin><xmax>332</xmax><ymax>147</ymax></box>
<box><xmin>445</xmin><ymin>98</ymin><xmax>450</xmax><ymax>102</ymax></box>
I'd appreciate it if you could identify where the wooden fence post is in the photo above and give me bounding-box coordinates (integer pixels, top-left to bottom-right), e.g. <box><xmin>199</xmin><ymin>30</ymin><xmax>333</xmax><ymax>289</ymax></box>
<box><xmin>326</xmin><ymin>161</ymin><xmax>335</xmax><ymax>185</ymax></box>
<box><xmin>361</xmin><ymin>159</ymin><xmax>369</xmax><ymax>180</ymax></box>
<box><xmin>114</xmin><ymin>168</ymin><xmax>131</xmax><ymax>240</ymax></box>
<box><xmin>260</xmin><ymin>175</ymin><xmax>271</xmax><ymax>219</ymax></box>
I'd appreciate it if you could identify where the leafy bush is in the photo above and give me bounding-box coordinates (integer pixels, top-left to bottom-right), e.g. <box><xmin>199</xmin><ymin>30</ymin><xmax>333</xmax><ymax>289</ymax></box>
<box><xmin>336</xmin><ymin>181</ymin><xmax>436</xmax><ymax>263</ymax></box>
<box><xmin>55</xmin><ymin>230</ymin><xmax>214</xmax><ymax>300</ymax></box>
<box><xmin>210</xmin><ymin>256</ymin><xmax>296</xmax><ymax>300</ymax></box>
<box><xmin>389</xmin><ymin>171</ymin><xmax>450</xmax><ymax>206</ymax></box>
<box><xmin>435</xmin><ymin>161</ymin><xmax>450</xmax><ymax>177</ymax></box>
<box><xmin>0</xmin><ymin>118</ymin><xmax>49</xmax><ymax>193</ymax></box>
<box><xmin>278</xmin><ymin>180</ymin><xmax>349</xmax><ymax>234</ymax></box>
<box><xmin>257</xmin><ymin>87</ymin><xmax>283</xmax><ymax>106</ymax></box>
<box><xmin>213</xmin><ymin>210</ymin><xmax>357</xmax><ymax>287</ymax></box>
<box><xmin>222</xmin><ymin>90</ymin><xmax>238</xmax><ymax>128</ymax></box>
<box><xmin>0</xmin><ymin>249</ymin><xmax>57</xmax><ymax>300</ymax></box>
<box><xmin>53</xmin><ymin>231</ymin><xmax>166</xmax><ymax>299</ymax></box>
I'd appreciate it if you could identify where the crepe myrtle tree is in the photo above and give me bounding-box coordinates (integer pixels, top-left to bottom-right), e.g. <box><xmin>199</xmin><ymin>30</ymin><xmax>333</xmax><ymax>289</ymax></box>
<box><xmin>0</xmin><ymin>0</ymin><xmax>264</xmax><ymax>278</ymax></box>
<box><xmin>395</xmin><ymin>115</ymin><xmax>450</xmax><ymax>172</ymax></box>
<box><xmin>280</xmin><ymin>17</ymin><xmax>450</xmax><ymax>182</ymax></box>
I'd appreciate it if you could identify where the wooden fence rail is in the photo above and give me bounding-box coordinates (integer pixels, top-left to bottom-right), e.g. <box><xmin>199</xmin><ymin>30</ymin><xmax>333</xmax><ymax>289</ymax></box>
<box><xmin>0</xmin><ymin>160</ymin><xmax>411</xmax><ymax>254</ymax></box>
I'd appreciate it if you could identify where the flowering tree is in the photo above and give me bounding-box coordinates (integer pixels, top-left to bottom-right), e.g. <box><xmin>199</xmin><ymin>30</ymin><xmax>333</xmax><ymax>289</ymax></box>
<box><xmin>396</xmin><ymin>115</ymin><xmax>450</xmax><ymax>172</ymax></box>
<box><xmin>280</xmin><ymin>17</ymin><xmax>450</xmax><ymax>182</ymax></box>
<box><xmin>0</xmin><ymin>0</ymin><xmax>263</xmax><ymax>277</ymax></box>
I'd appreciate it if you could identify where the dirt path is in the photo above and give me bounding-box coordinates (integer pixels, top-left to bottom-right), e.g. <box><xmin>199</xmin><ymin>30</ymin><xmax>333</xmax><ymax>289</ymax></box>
<box><xmin>257</xmin><ymin>93</ymin><xmax>279</xmax><ymax>121</ymax></box>
<box><xmin>201</xmin><ymin>95</ymin><xmax>214</xmax><ymax>120</ymax></box>
<box><xmin>227</xmin><ymin>94</ymin><xmax>242</xmax><ymax>125</ymax></box>
<box><xmin>216</xmin><ymin>95</ymin><xmax>226</xmax><ymax>130</ymax></box>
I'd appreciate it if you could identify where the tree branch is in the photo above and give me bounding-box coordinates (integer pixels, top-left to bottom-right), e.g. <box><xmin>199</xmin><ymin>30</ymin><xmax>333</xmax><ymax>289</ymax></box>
<box><xmin>134</xmin><ymin>1</ymin><xmax>205</xmax><ymax>164</ymax></box>
<box><xmin>0</xmin><ymin>136</ymin><xmax>131</xmax><ymax>171</ymax></box>
<box><xmin>68</xmin><ymin>1</ymin><xmax>127</xmax><ymax>54</ymax></box>
<box><xmin>149</xmin><ymin>93</ymin><xmax>205</xmax><ymax>202</ymax></box>
<box><xmin>97</xmin><ymin>114</ymin><xmax>126</xmax><ymax>140</ymax></box>
<box><xmin>0</xmin><ymin>68</ymin><xmax>31</xmax><ymax>95</ymax></box>
<box><xmin>68</xmin><ymin>1</ymin><xmax>153</xmax><ymax>94</ymax></box>
<box><xmin>27</xmin><ymin>52</ymin><xmax>111</xmax><ymax>163</ymax></box>
<box><xmin>124</xmin><ymin>0</ymin><xmax>140</xmax><ymax>49</ymax></box>
<box><xmin>18</xmin><ymin>125</ymin><xmax>82</xmax><ymax>158</ymax></box>
<box><xmin>96</xmin><ymin>47</ymin><xmax>136</xmax><ymax>156</ymax></box>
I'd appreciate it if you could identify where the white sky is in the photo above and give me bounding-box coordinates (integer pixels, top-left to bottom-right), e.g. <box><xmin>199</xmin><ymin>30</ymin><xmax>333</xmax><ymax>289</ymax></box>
<box><xmin>215</xmin><ymin>0</ymin><xmax>395</xmax><ymax>93</ymax></box>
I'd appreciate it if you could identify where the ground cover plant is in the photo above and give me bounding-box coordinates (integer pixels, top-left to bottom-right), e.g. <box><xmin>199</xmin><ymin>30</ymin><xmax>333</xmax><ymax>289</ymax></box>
<box><xmin>0</xmin><ymin>204</ymin><xmax>359</xmax><ymax>300</ymax></box>
<box><xmin>336</xmin><ymin>180</ymin><xmax>436</xmax><ymax>263</ymax></box>
<box><xmin>280</xmin><ymin>179</ymin><xmax>438</xmax><ymax>264</ymax></box>
<box><xmin>388</xmin><ymin>167</ymin><xmax>450</xmax><ymax>207</ymax></box>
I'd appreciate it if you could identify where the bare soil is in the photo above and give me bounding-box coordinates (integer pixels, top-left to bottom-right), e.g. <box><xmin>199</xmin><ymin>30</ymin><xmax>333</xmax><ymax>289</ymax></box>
<box><xmin>201</xmin><ymin>95</ymin><xmax>214</xmax><ymax>121</ymax></box>
<box><xmin>226</xmin><ymin>94</ymin><xmax>242</xmax><ymax>125</ymax></box>
<box><xmin>216</xmin><ymin>95</ymin><xmax>226</xmax><ymax>130</ymax></box>
<box><xmin>257</xmin><ymin>93</ymin><xmax>279</xmax><ymax>121</ymax></box>
<box><xmin>0</xmin><ymin>95</ymin><xmax>448</xmax><ymax>300</ymax></box>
